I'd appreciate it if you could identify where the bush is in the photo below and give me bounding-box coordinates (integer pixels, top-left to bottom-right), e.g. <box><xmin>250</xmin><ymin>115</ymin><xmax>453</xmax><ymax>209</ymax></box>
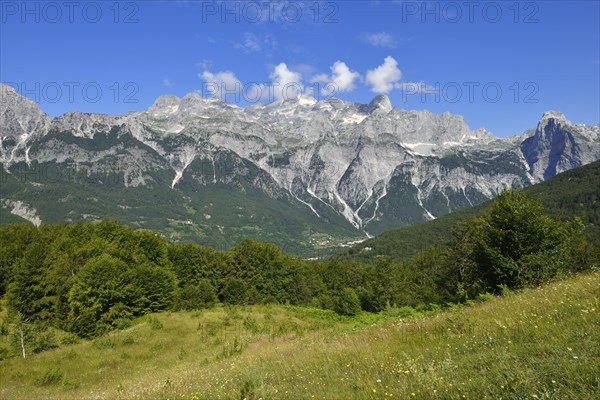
<box><xmin>10</xmin><ymin>316</ymin><xmax>57</xmax><ymax>357</ymax></box>
<box><xmin>31</xmin><ymin>325</ymin><xmax>58</xmax><ymax>353</ymax></box>
<box><xmin>395</xmin><ymin>306</ymin><xmax>417</xmax><ymax>319</ymax></box>
<box><xmin>114</xmin><ymin>318</ymin><xmax>133</xmax><ymax>330</ymax></box>
<box><xmin>61</xmin><ymin>377</ymin><xmax>80</xmax><ymax>390</ymax></box>
<box><xmin>447</xmin><ymin>190</ymin><xmax>590</xmax><ymax>295</ymax></box>
<box><xmin>34</xmin><ymin>368</ymin><xmax>63</xmax><ymax>386</ymax></box>
<box><xmin>92</xmin><ymin>338</ymin><xmax>116</xmax><ymax>349</ymax></box>
<box><xmin>476</xmin><ymin>293</ymin><xmax>495</xmax><ymax>302</ymax></box>
<box><xmin>121</xmin><ymin>335</ymin><xmax>135</xmax><ymax>345</ymax></box>
<box><xmin>310</xmin><ymin>294</ymin><xmax>335</xmax><ymax>311</ymax></box>
<box><xmin>60</xmin><ymin>333</ymin><xmax>80</xmax><ymax>345</ymax></box>
<box><xmin>148</xmin><ymin>316</ymin><xmax>163</xmax><ymax>330</ymax></box>
<box><xmin>0</xmin><ymin>344</ymin><xmax>12</xmax><ymax>360</ymax></box>
<box><xmin>220</xmin><ymin>278</ymin><xmax>248</xmax><ymax>305</ymax></box>
<box><xmin>176</xmin><ymin>279</ymin><xmax>218</xmax><ymax>310</ymax></box>
<box><xmin>100</xmin><ymin>303</ymin><xmax>133</xmax><ymax>331</ymax></box>
<box><xmin>334</xmin><ymin>288</ymin><xmax>361</xmax><ymax>316</ymax></box>
<box><xmin>243</xmin><ymin>316</ymin><xmax>259</xmax><ymax>333</ymax></box>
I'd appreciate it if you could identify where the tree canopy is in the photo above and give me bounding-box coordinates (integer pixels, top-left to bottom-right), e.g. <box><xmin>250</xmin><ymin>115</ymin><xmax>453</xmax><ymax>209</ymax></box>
<box><xmin>0</xmin><ymin>189</ymin><xmax>597</xmax><ymax>339</ymax></box>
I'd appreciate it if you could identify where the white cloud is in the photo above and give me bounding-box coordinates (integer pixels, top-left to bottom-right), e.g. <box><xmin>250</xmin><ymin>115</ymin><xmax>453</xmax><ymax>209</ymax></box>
<box><xmin>291</xmin><ymin>63</ymin><xmax>317</xmax><ymax>77</ymax></box>
<box><xmin>366</xmin><ymin>56</ymin><xmax>402</xmax><ymax>94</ymax></box>
<box><xmin>198</xmin><ymin>63</ymin><xmax>305</xmax><ymax>103</ymax></box>
<box><xmin>196</xmin><ymin>59</ymin><xmax>213</xmax><ymax>70</ymax></box>
<box><xmin>363</xmin><ymin>32</ymin><xmax>397</xmax><ymax>48</ymax></box>
<box><xmin>234</xmin><ymin>32</ymin><xmax>277</xmax><ymax>55</ymax></box>
<box><xmin>200</xmin><ymin>70</ymin><xmax>242</xmax><ymax>98</ymax></box>
<box><xmin>162</xmin><ymin>78</ymin><xmax>173</xmax><ymax>87</ymax></box>
<box><xmin>310</xmin><ymin>61</ymin><xmax>360</xmax><ymax>95</ymax></box>
<box><xmin>269</xmin><ymin>63</ymin><xmax>303</xmax><ymax>100</ymax></box>
<box><xmin>234</xmin><ymin>33</ymin><xmax>261</xmax><ymax>53</ymax></box>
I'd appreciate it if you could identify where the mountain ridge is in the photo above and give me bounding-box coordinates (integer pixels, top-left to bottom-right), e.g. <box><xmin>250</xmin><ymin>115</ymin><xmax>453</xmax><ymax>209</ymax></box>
<box><xmin>334</xmin><ymin>159</ymin><xmax>600</xmax><ymax>263</ymax></box>
<box><xmin>1</xmin><ymin>82</ymin><xmax>599</xmax><ymax>253</ymax></box>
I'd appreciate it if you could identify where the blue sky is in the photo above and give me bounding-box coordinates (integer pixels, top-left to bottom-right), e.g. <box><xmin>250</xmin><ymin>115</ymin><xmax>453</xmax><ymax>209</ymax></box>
<box><xmin>1</xmin><ymin>0</ymin><xmax>599</xmax><ymax>137</ymax></box>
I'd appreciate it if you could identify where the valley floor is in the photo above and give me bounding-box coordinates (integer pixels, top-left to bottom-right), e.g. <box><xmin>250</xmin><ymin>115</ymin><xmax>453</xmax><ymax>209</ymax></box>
<box><xmin>1</xmin><ymin>271</ymin><xmax>599</xmax><ymax>400</ymax></box>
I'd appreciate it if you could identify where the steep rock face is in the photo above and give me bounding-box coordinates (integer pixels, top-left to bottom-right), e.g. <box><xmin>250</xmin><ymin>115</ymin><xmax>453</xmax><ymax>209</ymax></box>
<box><xmin>50</xmin><ymin>112</ymin><xmax>127</xmax><ymax>139</ymax></box>
<box><xmin>1</xmin><ymin>82</ymin><xmax>599</xmax><ymax>252</ymax></box>
<box><xmin>0</xmin><ymin>84</ymin><xmax>50</xmax><ymax>138</ymax></box>
<box><xmin>521</xmin><ymin>111</ymin><xmax>600</xmax><ymax>181</ymax></box>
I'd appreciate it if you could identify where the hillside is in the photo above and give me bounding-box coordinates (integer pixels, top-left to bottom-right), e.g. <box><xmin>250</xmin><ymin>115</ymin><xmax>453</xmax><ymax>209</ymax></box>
<box><xmin>1</xmin><ymin>271</ymin><xmax>598</xmax><ymax>399</ymax></box>
<box><xmin>335</xmin><ymin>160</ymin><xmax>600</xmax><ymax>263</ymax></box>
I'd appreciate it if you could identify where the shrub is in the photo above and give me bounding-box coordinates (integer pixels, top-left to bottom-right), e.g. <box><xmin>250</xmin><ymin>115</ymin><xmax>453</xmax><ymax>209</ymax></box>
<box><xmin>114</xmin><ymin>318</ymin><xmax>133</xmax><ymax>330</ymax></box>
<box><xmin>0</xmin><ymin>344</ymin><xmax>12</xmax><ymax>360</ymax></box>
<box><xmin>60</xmin><ymin>333</ymin><xmax>80</xmax><ymax>345</ymax></box>
<box><xmin>220</xmin><ymin>278</ymin><xmax>248</xmax><ymax>305</ymax></box>
<box><xmin>476</xmin><ymin>292</ymin><xmax>495</xmax><ymax>302</ymax></box>
<box><xmin>447</xmin><ymin>190</ymin><xmax>589</xmax><ymax>295</ymax></box>
<box><xmin>34</xmin><ymin>368</ymin><xmax>63</xmax><ymax>386</ymax></box>
<box><xmin>92</xmin><ymin>338</ymin><xmax>116</xmax><ymax>349</ymax></box>
<box><xmin>334</xmin><ymin>288</ymin><xmax>361</xmax><ymax>316</ymax></box>
<box><xmin>395</xmin><ymin>306</ymin><xmax>417</xmax><ymax>319</ymax></box>
<box><xmin>148</xmin><ymin>317</ymin><xmax>163</xmax><ymax>330</ymax></box>
<box><xmin>243</xmin><ymin>316</ymin><xmax>259</xmax><ymax>333</ymax></box>
<box><xmin>121</xmin><ymin>335</ymin><xmax>135</xmax><ymax>345</ymax></box>
<box><xmin>310</xmin><ymin>294</ymin><xmax>335</xmax><ymax>311</ymax></box>
<box><xmin>176</xmin><ymin>279</ymin><xmax>218</xmax><ymax>310</ymax></box>
<box><xmin>62</xmin><ymin>378</ymin><xmax>80</xmax><ymax>390</ymax></box>
<box><xmin>100</xmin><ymin>303</ymin><xmax>133</xmax><ymax>330</ymax></box>
<box><xmin>239</xmin><ymin>379</ymin><xmax>256</xmax><ymax>400</ymax></box>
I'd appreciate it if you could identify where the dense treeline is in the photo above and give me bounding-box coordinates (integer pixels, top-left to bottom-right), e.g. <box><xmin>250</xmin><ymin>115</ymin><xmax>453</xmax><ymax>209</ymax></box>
<box><xmin>1</xmin><ymin>190</ymin><xmax>598</xmax><ymax>340</ymax></box>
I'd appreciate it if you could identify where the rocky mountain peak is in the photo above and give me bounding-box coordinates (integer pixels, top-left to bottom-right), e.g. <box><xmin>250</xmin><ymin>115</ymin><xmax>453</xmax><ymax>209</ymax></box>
<box><xmin>51</xmin><ymin>112</ymin><xmax>124</xmax><ymax>138</ymax></box>
<box><xmin>148</xmin><ymin>94</ymin><xmax>181</xmax><ymax>111</ymax></box>
<box><xmin>287</xmin><ymin>94</ymin><xmax>318</xmax><ymax>107</ymax></box>
<box><xmin>0</xmin><ymin>83</ymin><xmax>50</xmax><ymax>137</ymax></box>
<box><xmin>538</xmin><ymin>110</ymin><xmax>570</xmax><ymax>132</ymax></box>
<box><xmin>1</xmin><ymin>85</ymin><xmax>599</xmax><ymax>244</ymax></box>
<box><xmin>368</xmin><ymin>94</ymin><xmax>392</xmax><ymax>113</ymax></box>
<box><xmin>260</xmin><ymin>94</ymin><xmax>318</xmax><ymax>111</ymax></box>
<box><xmin>0</xmin><ymin>82</ymin><xmax>17</xmax><ymax>96</ymax></box>
<box><xmin>520</xmin><ymin>111</ymin><xmax>593</xmax><ymax>181</ymax></box>
<box><xmin>180</xmin><ymin>92</ymin><xmax>205</xmax><ymax>108</ymax></box>
<box><xmin>540</xmin><ymin>110</ymin><xmax>568</xmax><ymax>121</ymax></box>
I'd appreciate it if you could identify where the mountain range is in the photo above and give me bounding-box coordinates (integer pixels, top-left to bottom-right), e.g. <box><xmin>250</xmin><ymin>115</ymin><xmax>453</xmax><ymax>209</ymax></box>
<box><xmin>335</xmin><ymin>159</ymin><xmax>600</xmax><ymax>264</ymax></box>
<box><xmin>1</xmin><ymin>82</ymin><xmax>599</xmax><ymax>254</ymax></box>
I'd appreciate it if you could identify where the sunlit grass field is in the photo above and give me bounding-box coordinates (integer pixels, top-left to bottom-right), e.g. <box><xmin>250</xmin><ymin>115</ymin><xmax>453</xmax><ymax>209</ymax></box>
<box><xmin>1</xmin><ymin>271</ymin><xmax>598</xmax><ymax>400</ymax></box>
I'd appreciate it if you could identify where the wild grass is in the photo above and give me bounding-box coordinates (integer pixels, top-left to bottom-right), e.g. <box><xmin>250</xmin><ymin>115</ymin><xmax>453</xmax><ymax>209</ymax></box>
<box><xmin>0</xmin><ymin>271</ymin><xmax>598</xmax><ymax>399</ymax></box>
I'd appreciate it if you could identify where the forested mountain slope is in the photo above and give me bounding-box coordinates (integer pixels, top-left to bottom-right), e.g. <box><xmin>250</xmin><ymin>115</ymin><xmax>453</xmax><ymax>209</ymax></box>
<box><xmin>335</xmin><ymin>160</ymin><xmax>600</xmax><ymax>263</ymax></box>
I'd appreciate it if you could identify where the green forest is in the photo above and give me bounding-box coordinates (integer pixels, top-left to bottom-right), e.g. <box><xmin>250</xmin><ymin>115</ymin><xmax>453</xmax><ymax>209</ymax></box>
<box><xmin>1</xmin><ymin>189</ymin><xmax>598</xmax><ymax>359</ymax></box>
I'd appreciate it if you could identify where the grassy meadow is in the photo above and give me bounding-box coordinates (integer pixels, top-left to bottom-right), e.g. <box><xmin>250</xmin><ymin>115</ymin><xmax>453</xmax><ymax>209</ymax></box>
<box><xmin>1</xmin><ymin>271</ymin><xmax>598</xmax><ymax>400</ymax></box>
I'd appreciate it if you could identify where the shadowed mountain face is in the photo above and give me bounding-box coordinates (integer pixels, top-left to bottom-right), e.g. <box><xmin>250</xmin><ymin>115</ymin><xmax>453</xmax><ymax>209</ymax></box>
<box><xmin>1</xmin><ymin>83</ymin><xmax>599</xmax><ymax>253</ymax></box>
<box><xmin>521</xmin><ymin>111</ymin><xmax>600</xmax><ymax>181</ymax></box>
